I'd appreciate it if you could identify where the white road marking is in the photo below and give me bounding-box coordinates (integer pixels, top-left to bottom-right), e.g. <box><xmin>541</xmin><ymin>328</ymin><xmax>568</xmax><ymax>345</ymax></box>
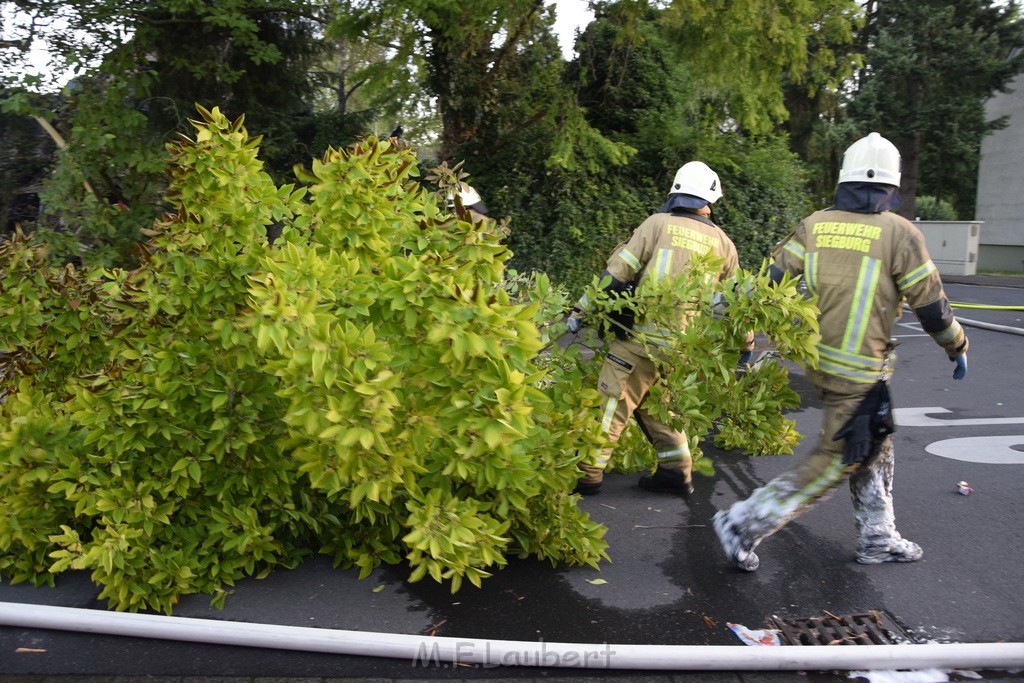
<box><xmin>895</xmin><ymin>407</ymin><xmax>1024</xmax><ymax>427</ymax></box>
<box><xmin>925</xmin><ymin>435</ymin><xmax>1024</xmax><ymax>464</ymax></box>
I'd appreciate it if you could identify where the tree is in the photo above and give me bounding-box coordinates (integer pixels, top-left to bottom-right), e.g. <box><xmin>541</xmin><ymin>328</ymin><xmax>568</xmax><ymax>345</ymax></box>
<box><xmin>0</xmin><ymin>0</ymin><xmax>348</xmax><ymax>266</ymax></box>
<box><xmin>846</xmin><ymin>0</ymin><xmax>1024</xmax><ymax>219</ymax></box>
<box><xmin>329</xmin><ymin>0</ymin><xmax>592</xmax><ymax>165</ymax></box>
<box><xmin>496</xmin><ymin>0</ymin><xmax>814</xmax><ymax>290</ymax></box>
<box><xmin>660</xmin><ymin>0</ymin><xmax>863</xmax><ymax>134</ymax></box>
<box><xmin>779</xmin><ymin>1</ymin><xmax>866</xmax><ymax>204</ymax></box>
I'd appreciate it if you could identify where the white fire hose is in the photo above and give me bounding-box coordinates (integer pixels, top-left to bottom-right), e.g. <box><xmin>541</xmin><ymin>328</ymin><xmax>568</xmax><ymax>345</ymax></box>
<box><xmin>956</xmin><ymin>315</ymin><xmax>1024</xmax><ymax>336</ymax></box>
<box><xmin>1</xmin><ymin>602</ymin><xmax>1023</xmax><ymax>671</ymax></box>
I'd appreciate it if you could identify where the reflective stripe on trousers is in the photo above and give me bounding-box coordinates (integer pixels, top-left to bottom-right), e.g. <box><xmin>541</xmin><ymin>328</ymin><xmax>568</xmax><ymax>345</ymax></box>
<box><xmin>581</xmin><ymin>340</ymin><xmax>691</xmax><ymax>484</ymax></box>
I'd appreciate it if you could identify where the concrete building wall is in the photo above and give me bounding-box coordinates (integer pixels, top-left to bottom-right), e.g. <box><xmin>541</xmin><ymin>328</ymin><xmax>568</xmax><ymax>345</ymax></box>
<box><xmin>975</xmin><ymin>67</ymin><xmax>1024</xmax><ymax>273</ymax></box>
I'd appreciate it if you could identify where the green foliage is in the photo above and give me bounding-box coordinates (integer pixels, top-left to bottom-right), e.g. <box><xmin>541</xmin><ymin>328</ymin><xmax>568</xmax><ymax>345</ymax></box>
<box><xmin>0</xmin><ymin>105</ymin><xmax>609</xmax><ymax>612</ymax></box>
<box><xmin>546</xmin><ymin>100</ymin><xmax>638</xmax><ymax>173</ymax></box>
<box><xmin>492</xmin><ymin>4</ymin><xmax>815</xmax><ymax>292</ymax></box>
<box><xmin>0</xmin><ymin>103</ymin><xmax>822</xmax><ymax>612</ymax></box>
<box><xmin>330</xmin><ymin>0</ymin><xmax>568</xmax><ymax>162</ymax></box>
<box><xmin>502</xmin><ymin>166</ymin><xmax>657</xmax><ymax>294</ymax></box>
<box><xmin>2</xmin><ymin>0</ymin><xmax>347</xmax><ymax>269</ymax></box>
<box><xmin>661</xmin><ymin>0</ymin><xmax>863</xmax><ymax>133</ymax></box>
<box><xmin>38</xmin><ymin>81</ymin><xmax>168</xmax><ymax>267</ymax></box>
<box><xmin>914</xmin><ymin>196</ymin><xmax>958</xmax><ymax>222</ymax></box>
<box><xmin>780</xmin><ymin>2</ymin><xmax>865</xmax><ymax>202</ymax></box>
<box><xmin>581</xmin><ymin>256</ymin><xmax>820</xmax><ymax>473</ymax></box>
<box><xmin>570</xmin><ymin>2</ymin><xmax>681</xmax><ymax>140</ymax></box>
<box><xmin>699</xmin><ymin>135</ymin><xmax>813</xmax><ymax>270</ymax></box>
<box><xmin>128</xmin><ymin>2</ymin><xmax>328</xmax><ymax>178</ymax></box>
<box><xmin>497</xmin><ymin>127</ymin><xmax>812</xmax><ymax>292</ymax></box>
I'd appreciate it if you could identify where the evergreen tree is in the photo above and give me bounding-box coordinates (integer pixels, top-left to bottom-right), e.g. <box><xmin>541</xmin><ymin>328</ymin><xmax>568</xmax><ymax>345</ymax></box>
<box><xmin>1</xmin><ymin>0</ymin><xmax>339</xmax><ymax>266</ymax></box>
<box><xmin>846</xmin><ymin>0</ymin><xmax>1024</xmax><ymax>219</ymax></box>
<box><xmin>661</xmin><ymin>0</ymin><xmax>863</xmax><ymax>134</ymax></box>
<box><xmin>502</xmin><ymin>0</ymin><xmax>813</xmax><ymax>288</ymax></box>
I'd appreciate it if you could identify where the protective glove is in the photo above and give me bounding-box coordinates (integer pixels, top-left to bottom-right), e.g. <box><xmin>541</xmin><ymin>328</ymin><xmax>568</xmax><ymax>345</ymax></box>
<box><xmin>832</xmin><ymin>413</ymin><xmax>873</xmax><ymax>465</ymax></box>
<box><xmin>952</xmin><ymin>354</ymin><xmax>967</xmax><ymax>381</ymax></box>
<box><xmin>567</xmin><ymin>307</ymin><xmax>584</xmax><ymax>334</ymax></box>
<box><xmin>832</xmin><ymin>380</ymin><xmax>894</xmax><ymax>466</ymax></box>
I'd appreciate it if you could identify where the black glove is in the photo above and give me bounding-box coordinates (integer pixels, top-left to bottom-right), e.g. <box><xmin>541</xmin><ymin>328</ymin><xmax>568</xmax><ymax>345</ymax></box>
<box><xmin>833</xmin><ymin>413</ymin><xmax>873</xmax><ymax>465</ymax></box>
<box><xmin>832</xmin><ymin>380</ymin><xmax>895</xmax><ymax>466</ymax></box>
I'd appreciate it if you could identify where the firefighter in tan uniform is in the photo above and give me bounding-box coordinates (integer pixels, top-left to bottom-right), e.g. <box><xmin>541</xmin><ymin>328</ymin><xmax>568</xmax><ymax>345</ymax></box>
<box><xmin>567</xmin><ymin>161</ymin><xmax>742</xmax><ymax>496</ymax></box>
<box><xmin>713</xmin><ymin>133</ymin><xmax>969</xmax><ymax>571</ymax></box>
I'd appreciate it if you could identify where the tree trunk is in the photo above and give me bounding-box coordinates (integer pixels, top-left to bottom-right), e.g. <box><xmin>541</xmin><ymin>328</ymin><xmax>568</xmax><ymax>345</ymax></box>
<box><xmin>426</xmin><ymin>24</ymin><xmax>486</xmax><ymax>162</ymax></box>
<box><xmin>896</xmin><ymin>130</ymin><xmax>920</xmax><ymax>221</ymax></box>
<box><xmin>336</xmin><ymin>38</ymin><xmax>349</xmax><ymax>114</ymax></box>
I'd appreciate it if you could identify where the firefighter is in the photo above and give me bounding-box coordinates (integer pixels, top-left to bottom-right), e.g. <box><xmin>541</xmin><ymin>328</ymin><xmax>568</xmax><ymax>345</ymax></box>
<box><xmin>713</xmin><ymin>132</ymin><xmax>969</xmax><ymax>571</ymax></box>
<box><xmin>567</xmin><ymin>161</ymin><xmax>742</xmax><ymax>496</ymax></box>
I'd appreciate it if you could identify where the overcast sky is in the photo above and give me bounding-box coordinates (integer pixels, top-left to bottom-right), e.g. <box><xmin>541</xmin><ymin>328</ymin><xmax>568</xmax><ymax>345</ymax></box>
<box><xmin>550</xmin><ymin>0</ymin><xmax>594</xmax><ymax>59</ymax></box>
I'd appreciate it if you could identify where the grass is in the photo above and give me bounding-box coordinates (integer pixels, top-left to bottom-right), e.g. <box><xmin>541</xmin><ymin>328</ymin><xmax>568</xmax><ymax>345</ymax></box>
<box><xmin>978</xmin><ymin>270</ymin><xmax>1024</xmax><ymax>277</ymax></box>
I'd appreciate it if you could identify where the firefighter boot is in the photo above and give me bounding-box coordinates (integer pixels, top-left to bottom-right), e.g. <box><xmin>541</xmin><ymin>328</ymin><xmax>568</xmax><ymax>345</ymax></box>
<box><xmin>856</xmin><ymin>537</ymin><xmax>923</xmax><ymax>564</ymax></box>
<box><xmin>713</xmin><ymin>511</ymin><xmax>760</xmax><ymax>572</ymax></box>
<box><xmin>638</xmin><ymin>467</ymin><xmax>694</xmax><ymax>496</ymax></box>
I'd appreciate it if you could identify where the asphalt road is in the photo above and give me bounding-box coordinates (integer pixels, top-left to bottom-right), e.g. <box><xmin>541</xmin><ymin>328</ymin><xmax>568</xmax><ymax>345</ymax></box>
<box><xmin>1</xmin><ymin>279</ymin><xmax>1022</xmax><ymax>683</ymax></box>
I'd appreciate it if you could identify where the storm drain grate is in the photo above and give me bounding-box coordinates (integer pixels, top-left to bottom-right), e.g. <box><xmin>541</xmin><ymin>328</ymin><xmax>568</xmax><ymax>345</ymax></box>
<box><xmin>766</xmin><ymin>611</ymin><xmax>913</xmax><ymax>646</ymax></box>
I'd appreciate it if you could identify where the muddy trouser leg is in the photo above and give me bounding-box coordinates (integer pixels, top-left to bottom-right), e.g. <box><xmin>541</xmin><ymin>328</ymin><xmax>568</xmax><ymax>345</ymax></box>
<box><xmin>578</xmin><ymin>460</ymin><xmax>608</xmax><ymax>486</ymax></box>
<box><xmin>849</xmin><ymin>438</ymin><xmax>920</xmax><ymax>562</ymax></box>
<box><xmin>718</xmin><ymin>383</ymin><xmax>862</xmax><ymax>553</ymax></box>
<box><xmin>580</xmin><ymin>341</ymin><xmax>653</xmax><ymax>485</ymax></box>
<box><xmin>850</xmin><ymin>437</ymin><xmax>897</xmax><ymax>548</ymax></box>
<box><xmin>717</xmin><ymin>451</ymin><xmax>847</xmax><ymax>554</ymax></box>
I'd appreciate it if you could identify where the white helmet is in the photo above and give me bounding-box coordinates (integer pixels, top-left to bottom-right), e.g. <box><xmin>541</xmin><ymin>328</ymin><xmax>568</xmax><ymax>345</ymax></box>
<box><xmin>669</xmin><ymin>161</ymin><xmax>722</xmax><ymax>204</ymax></box>
<box><xmin>838</xmin><ymin>132</ymin><xmax>901</xmax><ymax>186</ymax></box>
<box><xmin>459</xmin><ymin>183</ymin><xmax>482</xmax><ymax>206</ymax></box>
